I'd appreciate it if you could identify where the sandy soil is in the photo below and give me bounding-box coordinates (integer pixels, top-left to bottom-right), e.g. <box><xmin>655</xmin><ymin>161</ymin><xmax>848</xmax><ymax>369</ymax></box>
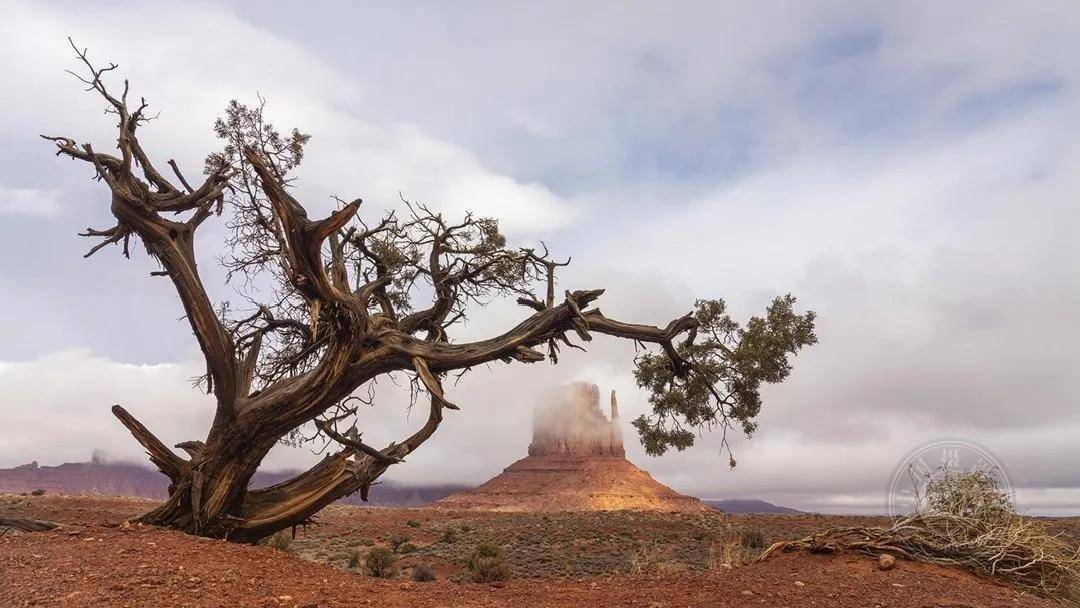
<box><xmin>0</xmin><ymin>493</ymin><xmax>1067</xmax><ymax>608</ymax></box>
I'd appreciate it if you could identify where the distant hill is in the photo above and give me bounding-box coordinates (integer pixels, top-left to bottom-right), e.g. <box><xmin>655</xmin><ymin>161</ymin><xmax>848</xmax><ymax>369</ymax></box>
<box><xmin>0</xmin><ymin>457</ymin><xmax>464</xmax><ymax>507</ymax></box>
<box><xmin>704</xmin><ymin>498</ymin><xmax>802</xmax><ymax>514</ymax></box>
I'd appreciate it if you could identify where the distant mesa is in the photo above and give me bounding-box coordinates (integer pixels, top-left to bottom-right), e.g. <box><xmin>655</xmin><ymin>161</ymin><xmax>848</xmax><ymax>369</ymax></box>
<box><xmin>0</xmin><ymin>457</ymin><xmax>462</xmax><ymax>507</ymax></box>
<box><xmin>433</xmin><ymin>382</ymin><xmax>710</xmax><ymax>513</ymax></box>
<box><xmin>704</xmin><ymin>498</ymin><xmax>802</xmax><ymax>515</ymax></box>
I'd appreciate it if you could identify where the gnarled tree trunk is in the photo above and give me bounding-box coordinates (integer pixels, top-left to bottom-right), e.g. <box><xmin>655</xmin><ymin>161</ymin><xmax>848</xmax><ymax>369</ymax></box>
<box><xmin>42</xmin><ymin>41</ymin><xmax>815</xmax><ymax>542</ymax></box>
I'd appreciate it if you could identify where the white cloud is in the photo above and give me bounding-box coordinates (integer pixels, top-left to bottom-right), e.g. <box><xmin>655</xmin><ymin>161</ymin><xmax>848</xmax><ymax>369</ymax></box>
<box><xmin>0</xmin><ymin>185</ymin><xmax>61</xmax><ymax>216</ymax></box>
<box><xmin>0</xmin><ymin>350</ymin><xmax>215</xmax><ymax>468</ymax></box>
<box><xmin>0</xmin><ymin>1</ymin><xmax>572</xmax><ymax>233</ymax></box>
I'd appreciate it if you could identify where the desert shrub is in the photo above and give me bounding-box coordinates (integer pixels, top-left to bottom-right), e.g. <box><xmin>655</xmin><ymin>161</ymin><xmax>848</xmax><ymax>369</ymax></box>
<box><xmin>439</xmin><ymin>527</ymin><xmax>459</xmax><ymax>543</ymax></box>
<box><xmin>30</xmin><ymin>489</ymin><xmax>45</xmax><ymax>496</ymax></box>
<box><xmin>389</xmin><ymin>534</ymin><xmax>411</xmax><ymax>553</ymax></box>
<box><xmin>260</xmin><ymin>530</ymin><xmax>293</xmax><ymax>553</ymax></box>
<box><xmin>763</xmin><ymin>469</ymin><xmax>1080</xmax><ymax>604</ymax></box>
<box><xmin>406</xmin><ymin>519</ymin><xmax>421</xmax><ymax>528</ymax></box>
<box><xmin>467</xmin><ymin>543</ymin><xmax>501</xmax><ymax>569</ymax></box>
<box><xmin>346</xmin><ymin>549</ymin><xmax>360</xmax><ymax>569</ymax></box>
<box><xmin>397</xmin><ymin>542</ymin><xmax>419</xmax><ymax>554</ymax></box>
<box><xmin>467</xmin><ymin>543</ymin><xmax>511</xmax><ymax>583</ymax></box>
<box><xmin>364</xmin><ymin>547</ymin><xmax>396</xmax><ymax>578</ymax></box>
<box><xmin>736</xmin><ymin>527</ymin><xmax>768</xmax><ymax>550</ymax></box>
<box><xmin>412</xmin><ymin>564</ymin><xmax>437</xmax><ymax>582</ymax></box>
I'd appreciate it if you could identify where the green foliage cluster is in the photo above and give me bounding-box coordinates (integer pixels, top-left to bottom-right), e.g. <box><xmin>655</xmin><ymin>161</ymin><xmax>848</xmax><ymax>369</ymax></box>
<box><xmin>632</xmin><ymin>295</ymin><xmax>817</xmax><ymax>459</ymax></box>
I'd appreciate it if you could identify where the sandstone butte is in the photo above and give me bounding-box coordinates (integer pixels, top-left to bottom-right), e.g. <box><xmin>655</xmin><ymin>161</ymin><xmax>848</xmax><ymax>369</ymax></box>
<box><xmin>434</xmin><ymin>382</ymin><xmax>710</xmax><ymax>513</ymax></box>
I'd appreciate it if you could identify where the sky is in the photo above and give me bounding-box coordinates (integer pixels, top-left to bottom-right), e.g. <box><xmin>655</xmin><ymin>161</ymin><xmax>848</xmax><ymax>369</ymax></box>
<box><xmin>1</xmin><ymin>0</ymin><xmax>1078</xmax><ymax>514</ymax></box>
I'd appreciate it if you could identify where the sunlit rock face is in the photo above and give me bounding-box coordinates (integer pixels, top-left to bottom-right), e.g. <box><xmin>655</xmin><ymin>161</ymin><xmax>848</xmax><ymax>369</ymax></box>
<box><xmin>434</xmin><ymin>382</ymin><xmax>709</xmax><ymax>513</ymax></box>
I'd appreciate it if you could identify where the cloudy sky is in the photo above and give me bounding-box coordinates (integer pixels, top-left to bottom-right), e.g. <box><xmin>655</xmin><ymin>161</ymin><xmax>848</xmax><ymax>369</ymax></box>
<box><xmin>1</xmin><ymin>1</ymin><xmax>1078</xmax><ymax>514</ymax></box>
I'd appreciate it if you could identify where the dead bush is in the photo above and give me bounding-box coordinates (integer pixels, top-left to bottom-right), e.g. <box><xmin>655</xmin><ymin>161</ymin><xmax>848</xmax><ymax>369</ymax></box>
<box><xmin>761</xmin><ymin>469</ymin><xmax>1080</xmax><ymax>605</ymax></box>
<box><xmin>412</xmin><ymin>564</ymin><xmax>437</xmax><ymax>582</ymax></box>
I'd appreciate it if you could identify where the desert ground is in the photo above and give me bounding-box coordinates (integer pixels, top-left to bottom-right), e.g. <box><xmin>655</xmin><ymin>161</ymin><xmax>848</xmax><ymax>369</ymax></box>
<box><xmin>3</xmin><ymin>493</ymin><xmax>1076</xmax><ymax>607</ymax></box>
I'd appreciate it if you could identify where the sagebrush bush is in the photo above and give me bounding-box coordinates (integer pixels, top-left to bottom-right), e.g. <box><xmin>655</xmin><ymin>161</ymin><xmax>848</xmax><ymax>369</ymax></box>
<box><xmin>346</xmin><ymin>549</ymin><xmax>360</xmax><ymax>569</ymax></box>
<box><xmin>406</xmin><ymin>519</ymin><xmax>421</xmax><ymax>528</ymax></box>
<box><xmin>30</xmin><ymin>489</ymin><xmax>45</xmax><ymax>496</ymax></box>
<box><xmin>467</xmin><ymin>543</ymin><xmax>511</xmax><ymax>583</ymax></box>
<box><xmin>364</xmin><ymin>547</ymin><xmax>396</xmax><ymax>578</ymax></box>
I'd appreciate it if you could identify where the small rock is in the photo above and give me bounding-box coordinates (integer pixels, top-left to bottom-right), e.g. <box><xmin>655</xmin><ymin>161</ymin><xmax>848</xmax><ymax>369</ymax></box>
<box><xmin>277</xmin><ymin>596</ymin><xmax>293</xmax><ymax>602</ymax></box>
<box><xmin>741</xmin><ymin>590</ymin><xmax>753</xmax><ymax>596</ymax></box>
<box><xmin>878</xmin><ymin>554</ymin><xmax>896</xmax><ymax>571</ymax></box>
<box><xmin>793</xmin><ymin>580</ymin><xmax>806</xmax><ymax>588</ymax></box>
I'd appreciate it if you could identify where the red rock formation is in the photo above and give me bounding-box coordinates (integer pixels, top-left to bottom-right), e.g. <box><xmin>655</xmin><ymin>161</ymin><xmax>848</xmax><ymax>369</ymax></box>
<box><xmin>528</xmin><ymin>383</ymin><xmax>624</xmax><ymax>457</ymax></box>
<box><xmin>434</xmin><ymin>382</ymin><xmax>710</xmax><ymax>513</ymax></box>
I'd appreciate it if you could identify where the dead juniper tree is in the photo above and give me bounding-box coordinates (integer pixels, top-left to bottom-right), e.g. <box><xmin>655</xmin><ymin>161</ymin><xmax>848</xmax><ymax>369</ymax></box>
<box><xmin>41</xmin><ymin>42</ymin><xmax>817</xmax><ymax>542</ymax></box>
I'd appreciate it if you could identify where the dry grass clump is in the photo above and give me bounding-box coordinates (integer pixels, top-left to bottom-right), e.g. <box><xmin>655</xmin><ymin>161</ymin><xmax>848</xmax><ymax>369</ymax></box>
<box><xmin>761</xmin><ymin>469</ymin><xmax>1080</xmax><ymax>604</ymax></box>
<box><xmin>707</xmin><ymin>526</ymin><xmax>770</xmax><ymax>569</ymax></box>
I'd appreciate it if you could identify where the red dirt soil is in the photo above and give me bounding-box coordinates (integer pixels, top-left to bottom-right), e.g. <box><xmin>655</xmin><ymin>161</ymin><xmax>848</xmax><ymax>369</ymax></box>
<box><xmin>2</xmin><ymin>523</ymin><xmax>1050</xmax><ymax>608</ymax></box>
<box><xmin>1</xmin><ymin>496</ymin><xmax>1056</xmax><ymax>608</ymax></box>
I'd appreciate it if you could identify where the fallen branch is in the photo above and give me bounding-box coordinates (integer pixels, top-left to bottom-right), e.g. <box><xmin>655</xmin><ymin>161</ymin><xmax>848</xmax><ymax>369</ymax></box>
<box><xmin>0</xmin><ymin>517</ymin><xmax>61</xmax><ymax>533</ymax></box>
